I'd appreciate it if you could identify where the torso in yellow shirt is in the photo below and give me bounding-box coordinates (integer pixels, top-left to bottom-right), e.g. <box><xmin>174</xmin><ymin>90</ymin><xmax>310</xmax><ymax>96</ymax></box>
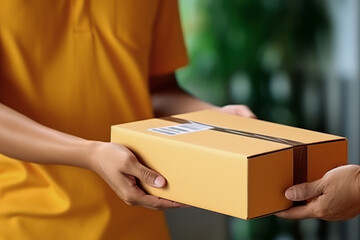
<box><xmin>0</xmin><ymin>0</ymin><xmax>187</xmax><ymax>239</ymax></box>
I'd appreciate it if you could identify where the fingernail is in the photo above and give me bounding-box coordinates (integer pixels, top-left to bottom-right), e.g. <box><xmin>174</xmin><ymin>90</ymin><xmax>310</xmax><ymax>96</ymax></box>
<box><xmin>285</xmin><ymin>188</ymin><xmax>296</xmax><ymax>200</ymax></box>
<box><xmin>154</xmin><ymin>176</ymin><xmax>165</xmax><ymax>187</ymax></box>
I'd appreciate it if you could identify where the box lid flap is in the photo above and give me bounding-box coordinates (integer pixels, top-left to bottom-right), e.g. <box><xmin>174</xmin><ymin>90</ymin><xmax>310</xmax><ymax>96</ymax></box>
<box><xmin>112</xmin><ymin>110</ymin><xmax>344</xmax><ymax>157</ymax></box>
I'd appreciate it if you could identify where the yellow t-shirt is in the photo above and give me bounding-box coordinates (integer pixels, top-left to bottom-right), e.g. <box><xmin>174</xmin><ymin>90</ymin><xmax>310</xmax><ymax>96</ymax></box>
<box><xmin>0</xmin><ymin>0</ymin><xmax>187</xmax><ymax>239</ymax></box>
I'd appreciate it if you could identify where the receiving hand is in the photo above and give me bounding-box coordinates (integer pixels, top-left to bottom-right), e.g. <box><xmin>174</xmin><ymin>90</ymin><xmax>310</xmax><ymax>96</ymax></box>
<box><xmin>275</xmin><ymin>165</ymin><xmax>360</xmax><ymax>221</ymax></box>
<box><xmin>87</xmin><ymin>142</ymin><xmax>183</xmax><ymax>210</ymax></box>
<box><xmin>219</xmin><ymin>104</ymin><xmax>256</xmax><ymax>118</ymax></box>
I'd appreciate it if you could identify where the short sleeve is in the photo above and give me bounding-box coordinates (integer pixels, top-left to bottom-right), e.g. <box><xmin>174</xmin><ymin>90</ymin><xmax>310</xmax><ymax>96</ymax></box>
<box><xmin>149</xmin><ymin>0</ymin><xmax>189</xmax><ymax>76</ymax></box>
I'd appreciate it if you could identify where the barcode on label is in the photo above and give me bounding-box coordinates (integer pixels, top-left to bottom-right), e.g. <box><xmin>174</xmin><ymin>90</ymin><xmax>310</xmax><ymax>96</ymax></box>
<box><xmin>148</xmin><ymin>123</ymin><xmax>213</xmax><ymax>136</ymax></box>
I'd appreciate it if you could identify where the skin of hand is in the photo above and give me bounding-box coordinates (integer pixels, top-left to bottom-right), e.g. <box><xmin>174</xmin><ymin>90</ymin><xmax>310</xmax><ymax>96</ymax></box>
<box><xmin>275</xmin><ymin>164</ymin><xmax>360</xmax><ymax>221</ymax></box>
<box><xmin>86</xmin><ymin>141</ymin><xmax>184</xmax><ymax>210</ymax></box>
<box><xmin>218</xmin><ymin>104</ymin><xmax>256</xmax><ymax>118</ymax></box>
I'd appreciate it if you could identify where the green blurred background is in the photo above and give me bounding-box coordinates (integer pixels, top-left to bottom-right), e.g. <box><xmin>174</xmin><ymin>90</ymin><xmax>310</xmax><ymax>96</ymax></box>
<box><xmin>177</xmin><ymin>0</ymin><xmax>328</xmax><ymax>129</ymax></box>
<box><xmin>165</xmin><ymin>0</ymin><xmax>360</xmax><ymax>239</ymax></box>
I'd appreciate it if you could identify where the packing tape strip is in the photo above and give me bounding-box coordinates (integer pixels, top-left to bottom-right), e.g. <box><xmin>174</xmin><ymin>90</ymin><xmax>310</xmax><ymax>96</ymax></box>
<box><xmin>162</xmin><ymin>116</ymin><xmax>307</xmax><ymax>206</ymax></box>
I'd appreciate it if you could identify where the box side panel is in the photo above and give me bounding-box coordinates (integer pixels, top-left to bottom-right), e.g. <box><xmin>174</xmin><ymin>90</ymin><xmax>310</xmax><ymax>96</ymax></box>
<box><xmin>248</xmin><ymin>149</ymin><xmax>293</xmax><ymax>219</ymax></box>
<box><xmin>111</xmin><ymin>127</ymin><xmax>249</xmax><ymax>219</ymax></box>
<box><xmin>308</xmin><ymin>140</ymin><xmax>348</xmax><ymax>182</ymax></box>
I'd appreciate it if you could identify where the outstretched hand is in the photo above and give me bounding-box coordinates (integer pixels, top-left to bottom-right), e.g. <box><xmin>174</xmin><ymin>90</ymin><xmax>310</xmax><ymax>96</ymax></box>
<box><xmin>276</xmin><ymin>165</ymin><xmax>360</xmax><ymax>221</ymax></box>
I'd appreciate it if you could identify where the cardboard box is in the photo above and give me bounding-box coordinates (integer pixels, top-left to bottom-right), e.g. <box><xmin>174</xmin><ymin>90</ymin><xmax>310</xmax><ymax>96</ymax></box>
<box><xmin>111</xmin><ymin>110</ymin><xmax>347</xmax><ymax>219</ymax></box>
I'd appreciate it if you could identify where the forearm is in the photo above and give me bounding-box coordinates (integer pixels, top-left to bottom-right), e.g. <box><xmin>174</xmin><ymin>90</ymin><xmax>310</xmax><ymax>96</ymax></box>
<box><xmin>0</xmin><ymin>103</ymin><xmax>92</xmax><ymax>169</ymax></box>
<box><xmin>150</xmin><ymin>72</ymin><xmax>256</xmax><ymax>119</ymax></box>
<box><xmin>152</xmin><ymin>87</ymin><xmax>217</xmax><ymax>117</ymax></box>
<box><xmin>150</xmin><ymin>73</ymin><xmax>217</xmax><ymax>117</ymax></box>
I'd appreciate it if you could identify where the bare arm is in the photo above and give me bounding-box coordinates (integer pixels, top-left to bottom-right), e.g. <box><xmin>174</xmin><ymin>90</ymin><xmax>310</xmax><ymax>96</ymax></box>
<box><xmin>0</xmin><ymin>103</ymin><xmax>91</xmax><ymax>168</ymax></box>
<box><xmin>150</xmin><ymin>73</ymin><xmax>256</xmax><ymax>117</ymax></box>
<box><xmin>0</xmin><ymin>103</ymin><xmax>181</xmax><ymax>210</ymax></box>
<box><xmin>150</xmin><ymin>73</ymin><xmax>215</xmax><ymax>116</ymax></box>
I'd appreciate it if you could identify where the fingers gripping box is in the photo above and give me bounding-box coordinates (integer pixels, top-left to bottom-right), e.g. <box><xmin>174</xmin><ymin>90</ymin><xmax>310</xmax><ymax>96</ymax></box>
<box><xmin>111</xmin><ymin>110</ymin><xmax>347</xmax><ymax>219</ymax></box>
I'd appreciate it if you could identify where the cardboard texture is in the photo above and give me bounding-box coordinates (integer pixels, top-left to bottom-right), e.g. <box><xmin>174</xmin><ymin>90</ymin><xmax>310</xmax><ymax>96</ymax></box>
<box><xmin>111</xmin><ymin>110</ymin><xmax>347</xmax><ymax>219</ymax></box>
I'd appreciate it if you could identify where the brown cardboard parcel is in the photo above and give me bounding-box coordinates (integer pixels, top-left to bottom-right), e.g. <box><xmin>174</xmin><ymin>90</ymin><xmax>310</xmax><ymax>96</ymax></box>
<box><xmin>111</xmin><ymin>110</ymin><xmax>347</xmax><ymax>219</ymax></box>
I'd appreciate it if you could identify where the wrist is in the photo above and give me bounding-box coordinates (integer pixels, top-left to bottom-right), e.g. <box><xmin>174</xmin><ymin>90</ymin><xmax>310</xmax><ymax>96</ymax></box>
<box><xmin>80</xmin><ymin>140</ymin><xmax>103</xmax><ymax>171</ymax></box>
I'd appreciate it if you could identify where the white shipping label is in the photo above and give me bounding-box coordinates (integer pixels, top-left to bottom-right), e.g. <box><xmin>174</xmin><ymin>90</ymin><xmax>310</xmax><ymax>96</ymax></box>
<box><xmin>148</xmin><ymin>122</ymin><xmax>213</xmax><ymax>136</ymax></box>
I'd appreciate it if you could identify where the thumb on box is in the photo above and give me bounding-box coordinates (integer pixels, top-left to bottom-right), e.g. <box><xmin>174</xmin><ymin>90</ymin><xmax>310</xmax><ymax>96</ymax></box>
<box><xmin>135</xmin><ymin>164</ymin><xmax>166</xmax><ymax>188</ymax></box>
<box><xmin>285</xmin><ymin>179</ymin><xmax>323</xmax><ymax>201</ymax></box>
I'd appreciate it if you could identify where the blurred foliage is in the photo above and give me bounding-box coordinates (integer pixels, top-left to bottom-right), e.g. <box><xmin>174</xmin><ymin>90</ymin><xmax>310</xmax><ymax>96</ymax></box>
<box><xmin>178</xmin><ymin>0</ymin><xmax>329</xmax><ymax>127</ymax></box>
<box><xmin>177</xmin><ymin>0</ymin><xmax>330</xmax><ymax>239</ymax></box>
